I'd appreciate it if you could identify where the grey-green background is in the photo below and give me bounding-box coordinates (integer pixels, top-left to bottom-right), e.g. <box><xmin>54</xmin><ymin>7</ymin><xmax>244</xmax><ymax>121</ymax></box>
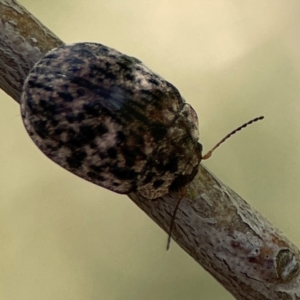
<box><xmin>1</xmin><ymin>1</ymin><xmax>300</xmax><ymax>299</ymax></box>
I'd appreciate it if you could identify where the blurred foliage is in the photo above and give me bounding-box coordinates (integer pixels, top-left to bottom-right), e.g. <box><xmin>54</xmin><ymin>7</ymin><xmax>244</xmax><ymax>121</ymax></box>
<box><xmin>1</xmin><ymin>1</ymin><xmax>300</xmax><ymax>299</ymax></box>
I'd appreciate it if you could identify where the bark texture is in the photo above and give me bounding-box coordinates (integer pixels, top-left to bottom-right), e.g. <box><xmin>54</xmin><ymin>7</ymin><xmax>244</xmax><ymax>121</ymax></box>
<box><xmin>0</xmin><ymin>0</ymin><xmax>63</xmax><ymax>103</ymax></box>
<box><xmin>1</xmin><ymin>0</ymin><xmax>300</xmax><ymax>299</ymax></box>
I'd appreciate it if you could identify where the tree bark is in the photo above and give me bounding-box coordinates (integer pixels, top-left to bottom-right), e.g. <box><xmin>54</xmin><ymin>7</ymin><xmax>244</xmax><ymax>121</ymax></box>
<box><xmin>1</xmin><ymin>0</ymin><xmax>300</xmax><ymax>299</ymax></box>
<box><xmin>0</xmin><ymin>0</ymin><xmax>63</xmax><ymax>103</ymax></box>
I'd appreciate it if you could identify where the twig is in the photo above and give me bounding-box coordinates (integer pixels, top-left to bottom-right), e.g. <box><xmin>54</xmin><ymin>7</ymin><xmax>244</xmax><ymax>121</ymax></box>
<box><xmin>1</xmin><ymin>1</ymin><xmax>299</xmax><ymax>299</ymax></box>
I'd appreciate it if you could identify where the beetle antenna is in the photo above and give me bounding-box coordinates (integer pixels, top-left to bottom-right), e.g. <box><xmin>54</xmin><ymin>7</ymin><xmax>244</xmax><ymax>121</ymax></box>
<box><xmin>202</xmin><ymin>116</ymin><xmax>264</xmax><ymax>160</ymax></box>
<box><xmin>167</xmin><ymin>189</ymin><xmax>185</xmax><ymax>250</ymax></box>
<box><xmin>167</xmin><ymin>115</ymin><xmax>264</xmax><ymax>250</ymax></box>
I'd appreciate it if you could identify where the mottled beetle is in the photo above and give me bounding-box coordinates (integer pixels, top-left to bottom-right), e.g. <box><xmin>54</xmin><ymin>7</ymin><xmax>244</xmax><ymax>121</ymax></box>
<box><xmin>20</xmin><ymin>42</ymin><xmax>263</xmax><ymax>249</ymax></box>
<box><xmin>21</xmin><ymin>42</ymin><xmax>202</xmax><ymax>199</ymax></box>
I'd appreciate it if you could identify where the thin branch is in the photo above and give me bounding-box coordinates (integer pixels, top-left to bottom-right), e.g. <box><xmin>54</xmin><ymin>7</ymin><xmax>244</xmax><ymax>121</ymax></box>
<box><xmin>1</xmin><ymin>1</ymin><xmax>300</xmax><ymax>299</ymax></box>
